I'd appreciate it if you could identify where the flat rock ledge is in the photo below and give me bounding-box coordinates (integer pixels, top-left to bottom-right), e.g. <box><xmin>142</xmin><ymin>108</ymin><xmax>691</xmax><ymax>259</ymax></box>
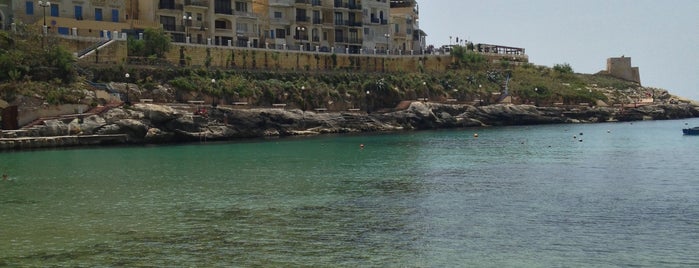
<box><xmin>2</xmin><ymin>102</ymin><xmax>698</xmax><ymax>150</ymax></box>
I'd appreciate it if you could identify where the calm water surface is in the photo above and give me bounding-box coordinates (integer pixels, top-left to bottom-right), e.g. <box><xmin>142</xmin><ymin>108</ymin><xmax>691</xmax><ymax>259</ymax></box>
<box><xmin>1</xmin><ymin>119</ymin><xmax>699</xmax><ymax>267</ymax></box>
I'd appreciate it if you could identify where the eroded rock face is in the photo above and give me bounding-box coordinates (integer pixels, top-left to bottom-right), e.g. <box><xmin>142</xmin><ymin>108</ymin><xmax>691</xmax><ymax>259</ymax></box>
<box><xmin>80</xmin><ymin>115</ymin><xmax>106</xmax><ymax>134</ymax></box>
<box><xmin>9</xmin><ymin>102</ymin><xmax>699</xmax><ymax>150</ymax></box>
<box><xmin>132</xmin><ymin>103</ymin><xmax>180</xmax><ymax>124</ymax></box>
<box><xmin>115</xmin><ymin>119</ymin><xmax>149</xmax><ymax>141</ymax></box>
<box><xmin>39</xmin><ymin>120</ymin><xmax>69</xmax><ymax>136</ymax></box>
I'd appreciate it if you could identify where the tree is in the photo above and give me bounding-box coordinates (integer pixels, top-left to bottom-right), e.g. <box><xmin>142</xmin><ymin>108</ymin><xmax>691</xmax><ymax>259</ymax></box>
<box><xmin>143</xmin><ymin>28</ymin><xmax>171</xmax><ymax>58</ymax></box>
<box><xmin>553</xmin><ymin>63</ymin><xmax>574</xmax><ymax>74</ymax></box>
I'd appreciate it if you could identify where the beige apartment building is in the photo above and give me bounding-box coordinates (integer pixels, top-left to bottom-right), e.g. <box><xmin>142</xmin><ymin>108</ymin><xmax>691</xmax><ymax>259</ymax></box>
<box><xmin>362</xmin><ymin>0</ymin><xmax>390</xmax><ymax>52</ymax></box>
<box><xmin>389</xmin><ymin>0</ymin><xmax>425</xmax><ymax>53</ymax></box>
<box><xmin>142</xmin><ymin>0</ymin><xmax>259</xmax><ymax>46</ymax></box>
<box><xmin>7</xmin><ymin>0</ymin><xmax>424</xmax><ymax>54</ymax></box>
<box><xmin>10</xmin><ymin>0</ymin><xmax>158</xmax><ymax>38</ymax></box>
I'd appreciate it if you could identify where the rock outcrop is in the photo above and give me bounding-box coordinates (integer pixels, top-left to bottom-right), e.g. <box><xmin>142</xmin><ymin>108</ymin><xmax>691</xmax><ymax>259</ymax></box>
<box><xmin>2</xmin><ymin>102</ymin><xmax>698</xmax><ymax>150</ymax></box>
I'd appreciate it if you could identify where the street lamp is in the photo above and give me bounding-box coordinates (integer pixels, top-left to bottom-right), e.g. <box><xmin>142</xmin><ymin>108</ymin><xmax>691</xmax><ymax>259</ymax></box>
<box><xmin>183</xmin><ymin>15</ymin><xmax>192</xmax><ymax>43</ymax></box>
<box><xmin>38</xmin><ymin>1</ymin><xmax>50</xmax><ymax>34</ymax></box>
<box><xmin>365</xmin><ymin>90</ymin><xmax>371</xmax><ymax>113</ymax></box>
<box><xmin>296</xmin><ymin>26</ymin><xmax>306</xmax><ymax>50</ymax></box>
<box><xmin>211</xmin><ymin>78</ymin><xmax>217</xmax><ymax>107</ymax></box>
<box><xmin>124</xmin><ymin>73</ymin><xmax>131</xmax><ymax>105</ymax></box>
<box><xmin>422</xmin><ymin>81</ymin><xmax>429</xmax><ymax>101</ymax></box>
<box><xmin>384</xmin><ymin>34</ymin><xmax>391</xmax><ymax>54</ymax></box>
<box><xmin>38</xmin><ymin>1</ymin><xmax>50</xmax><ymax>49</ymax></box>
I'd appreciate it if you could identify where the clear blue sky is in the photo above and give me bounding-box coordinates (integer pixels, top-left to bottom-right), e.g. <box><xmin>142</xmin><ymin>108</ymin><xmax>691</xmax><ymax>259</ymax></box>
<box><xmin>420</xmin><ymin>0</ymin><xmax>699</xmax><ymax>100</ymax></box>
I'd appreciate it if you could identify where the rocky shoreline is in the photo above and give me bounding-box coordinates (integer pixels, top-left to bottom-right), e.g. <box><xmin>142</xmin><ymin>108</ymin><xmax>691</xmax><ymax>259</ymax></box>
<box><xmin>2</xmin><ymin>102</ymin><xmax>698</xmax><ymax>151</ymax></box>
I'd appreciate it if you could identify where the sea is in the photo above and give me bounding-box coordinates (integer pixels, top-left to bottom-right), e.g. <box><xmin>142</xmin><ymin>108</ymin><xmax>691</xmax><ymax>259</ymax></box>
<box><xmin>1</xmin><ymin>118</ymin><xmax>699</xmax><ymax>267</ymax></box>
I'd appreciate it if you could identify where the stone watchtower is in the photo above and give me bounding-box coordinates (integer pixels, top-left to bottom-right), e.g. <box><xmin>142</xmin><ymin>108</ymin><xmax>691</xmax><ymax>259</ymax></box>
<box><xmin>605</xmin><ymin>56</ymin><xmax>641</xmax><ymax>85</ymax></box>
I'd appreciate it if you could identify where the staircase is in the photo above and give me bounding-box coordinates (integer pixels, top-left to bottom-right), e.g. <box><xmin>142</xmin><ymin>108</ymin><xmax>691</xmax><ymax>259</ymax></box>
<box><xmin>77</xmin><ymin>39</ymin><xmax>114</xmax><ymax>59</ymax></box>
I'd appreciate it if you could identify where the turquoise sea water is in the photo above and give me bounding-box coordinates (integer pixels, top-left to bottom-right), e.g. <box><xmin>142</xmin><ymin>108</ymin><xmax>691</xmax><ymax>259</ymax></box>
<box><xmin>2</xmin><ymin>118</ymin><xmax>699</xmax><ymax>267</ymax></box>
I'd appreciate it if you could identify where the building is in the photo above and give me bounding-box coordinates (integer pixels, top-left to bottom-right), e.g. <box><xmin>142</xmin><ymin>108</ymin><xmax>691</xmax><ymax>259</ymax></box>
<box><xmin>605</xmin><ymin>56</ymin><xmax>641</xmax><ymax>84</ymax></box>
<box><xmin>362</xmin><ymin>0</ymin><xmax>390</xmax><ymax>52</ymax></box>
<box><xmin>10</xmin><ymin>0</ymin><xmax>158</xmax><ymax>38</ymax></box>
<box><xmin>1</xmin><ymin>0</ymin><xmax>12</xmax><ymax>30</ymax></box>
<box><xmin>146</xmin><ymin>0</ymin><xmax>259</xmax><ymax>47</ymax></box>
<box><xmin>7</xmin><ymin>0</ymin><xmax>428</xmax><ymax>55</ymax></box>
<box><xmin>254</xmin><ymin>0</ymin><xmax>368</xmax><ymax>53</ymax></box>
<box><xmin>388</xmin><ymin>0</ymin><xmax>425</xmax><ymax>54</ymax></box>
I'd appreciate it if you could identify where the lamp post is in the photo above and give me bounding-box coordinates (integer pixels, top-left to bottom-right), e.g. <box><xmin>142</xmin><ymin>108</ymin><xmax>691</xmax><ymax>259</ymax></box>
<box><xmin>183</xmin><ymin>15</ymin><xmax>192</xmax><ymax>43</ymax></box>
<box><xmin>124</xmin><ymin>73</ymin><xmax>131</xmax><ymax>105</ymax></box>
<box><xmin>38</xmin><ymin>1</ymin><xmax>50</xmax><ymax>34</ymax></box>
<box><xmin>211</xmin><ymin>78</ymin><xmax>217</xmax><ymax>107</ymax></box>
<box><xmin>422</xmin><ymin>81</ymin><xmax>429</xmax><ymax>101</ymax></box>
<box><xmin>384</xmin><ymin>34</ymin><xmax>390</xmax><ymax>54</ymax></box>
<box><xmin>38</xmin><ymin>1</ymin><xmax>50</xmax><ymax>49</ymax></box>
<box><xmin>365</xmin><ymin>90</ymin><xmax>371</xmax><ymax>113</ymax></box>
<box><xmin>296</xmin><ymin>26</ymin><xmax>306</xmax><ymax>50</ymax></box>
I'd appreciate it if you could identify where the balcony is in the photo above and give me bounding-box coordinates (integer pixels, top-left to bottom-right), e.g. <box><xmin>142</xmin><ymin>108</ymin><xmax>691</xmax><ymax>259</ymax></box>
<box><xmin>235</xmin><ymin>10</ymin><xmax>257</xmax><ymax>18</ymax></box>
<box><xmin>184</xmin><ymin>0</ymin><xmax>208</xmax><ymax>8</ymax></box>
<box><xmin>215</xmin><ymin>8</ymin><xmax>233</xmax><ymax>15</ymax></box>
<box><xmin>159</xmin><ymin>3</ymin><xmax>183</xmax><ymax>10</ymax></box>
<box><xmin>348</xmin><ymin>20</ymin><xmax>362</xmax><ymax>27</ymax></box>
<box><xmin>296</xmin><ymin>16</ymin><xmax>310</xmax><ymax>22</ymax></box>
<box><xmin>271</xmin><ymin>17</ymin><xmax>291</xmax><ymax>25</ymax></box>
<box><xmin>334</xmin><ymin>1</ymin><xmax>348</xmax><ymax>9</ymax></box>
<box><xmin>295</xmin><ymin>0</ymin><xmax>310</xmax><ymax>5</ymax></box>
<box><xmin>311</xmin><ymin>0</ymin><xmax>321</xmax><ymax>6</ymax></box>
<box><xmin>269</xmin><ymin>0</ymin><xmax>293</xmax><ymax>7</ymax></box>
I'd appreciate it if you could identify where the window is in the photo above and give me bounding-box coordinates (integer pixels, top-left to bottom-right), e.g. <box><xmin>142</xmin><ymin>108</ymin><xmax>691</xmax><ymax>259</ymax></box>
<box><xmin>274</xmin><ymin>12</ymin><xmax>282</xmax><ymax>19</ymax></box>
<box><xmin>335</xmin><ymin>29</ymin><xmax>343</xmax><ymax>42</ymax></box>
<box><xmin>334</xmin><ymin>12</ymin><xmax>343</xmax><ymax>25</ymax></box>
<box><xmin>236</xmin><ymin>23</ymin><xmax>248</xmax><ymax>33</ymax></box>
<box><xmin>160</xmin><ymin>16</ymin><xmax>176</xmax><ymax>31</ymax></box>
<box><xmin>95</xmin><ymin>8</ymin><xmax>103</xmax><ymax>21</ymax></box>
<box><xmin>50</xmin><ymin>3</ymin><xmax>58</xmax><ymax>17</ymax></box>
<box><xmin>215</xmin><ymin>20</ymin><xmax>227</xmax><ymax>29</ymax></box>
<box><xmin>26</xmin><ymin>1</ymin><xmax>34</xmax><ymax>15</ymax></box>
<box><xmin>75</xmin><ymin>6</ymin><xmax>83</xmax><ymax>20</ymax></box>
<box><xmin>112</xmin><ymin>9</ymin><xmax>119</xmax><ymax>22</ymax></box>
<box><xmin>215</xmin><ymin>0</ymin><xmax>232</xmax><ymax>14</ymax></box>
<box><xmin>276</xmin><ymin>28</ymin><xmax>286</xmax><ymax>38</ymax></box>
<box><xmin>235</xmin><ymin>1</ymin><xmax>248</xmax><ymax>12</ymax></box>
<box><xmin>296</xmin><ymin>9</ymin><xmax>307</xmax><ymax>22</ymax></box>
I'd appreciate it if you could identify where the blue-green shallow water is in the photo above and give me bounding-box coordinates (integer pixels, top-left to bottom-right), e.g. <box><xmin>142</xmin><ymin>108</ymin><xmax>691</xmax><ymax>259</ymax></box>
<box><xmin>2</xmin><ymin>119</ymin><xmax>699</xmax><ymax>267</ymax></box>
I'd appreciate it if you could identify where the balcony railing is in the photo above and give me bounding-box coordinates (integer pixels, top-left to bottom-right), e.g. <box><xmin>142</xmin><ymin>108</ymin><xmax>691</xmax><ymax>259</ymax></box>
<box><xmin>215</xmin><ymin>8</ymin><xmax>233</xmax><ymax>15</ymax></box>
<box><xmin>235</xmin><ymin>10</ymin><xmax>256</xmax><ymax>18</ymax></box>
<box><xmin>159</xmin><ymin>3</ymin><xmax>183</xmax><ymax>10</ymax></box>
<box><xmin>296</xmin><ymin>16</ymin><xmax>310</xmax><ymax>22</ymax></box>
<box><xmin>313</xmin><ymin>17</ymin><xmax>322</xmax><ymax>24</ymax></box>
<box><xmin>269</xmin><ymin>0</ymin><xmax>293</xmax><ymax>6</ymax></box>
<box><xmin>311</xmin><ymin>0</ymin><xmax>321</xmax><ymax>6</ymax></box>
<box><xmin>184</xmin><ymin>0</ymin><xmax>208</xmax><ymax>7</ymax></box>
<box><xmin>295</xmin><ymin>0</ymin><xmax>310</xmax><ymax>4</ymax></box>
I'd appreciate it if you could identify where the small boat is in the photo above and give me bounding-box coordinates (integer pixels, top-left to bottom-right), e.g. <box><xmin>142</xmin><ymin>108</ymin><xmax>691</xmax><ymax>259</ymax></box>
<box><xmin>683</xmin><ymin>127</ymin><xmax>699</xmax><ymax>135</ymax></box>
